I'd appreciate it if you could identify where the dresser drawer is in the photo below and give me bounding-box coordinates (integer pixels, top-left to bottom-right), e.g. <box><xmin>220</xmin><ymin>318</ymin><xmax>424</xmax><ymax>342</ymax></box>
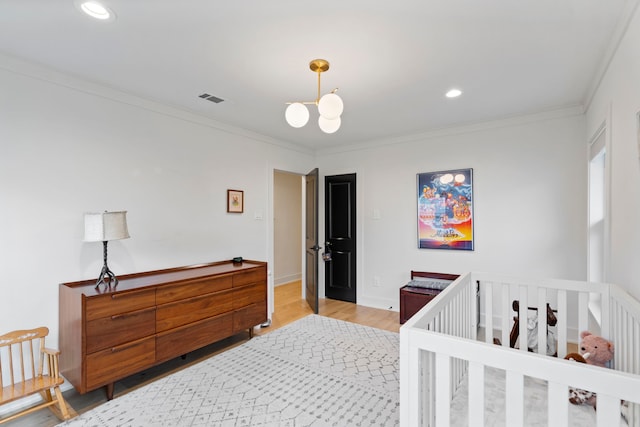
<box><xmin>232</xmin><ymin>282</ymin><xmax>266</xmax><ymax>309</ymax></box>
<box><xmin>86</xmin><ymin>307</ymin><xmax>156</xmax><ymax>353</ymax></box>
<box><xmin>233</xmin><ymin>302</ymin><xmax>267</xmax><ymax>333</ymax></box>
<box><xmin>232</xmin><ymin>267</ymin><xmax>266</xmax><ymax>287</ymax></box>
<box><xmin>86</xmin><ymin>336</ymin><xmax>155</xmax><ymax>390</ymax></box>
<box><xmin>85</xmin><ymin>289</ymin><xmax>156</xmax><ymax>321</ymax></box>
<box><xmin>156</xmin><ymin>275</ymin><xmax>233</xmax><ymax>305</ymax></box>
<box><xmin>155</xmin><ymin>312</ymin><xmax>233</xmax><ymax>363</ymax></box>
<box><xmin>156</xmin><ymin>290</ymin><xmax>234</xmax><ymax>332</ymax></box>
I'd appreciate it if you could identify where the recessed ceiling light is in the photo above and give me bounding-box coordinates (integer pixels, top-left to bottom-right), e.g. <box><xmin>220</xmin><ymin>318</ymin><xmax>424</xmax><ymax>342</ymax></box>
<box><xmin>76</xmin><ymin>1</ymin><xmax>116</xmax><ymax>21</ymax></box>
<box><xmin>445</xmin><ymin>88</ymin><xmax>463</xmax><ymax>98</ymax></box>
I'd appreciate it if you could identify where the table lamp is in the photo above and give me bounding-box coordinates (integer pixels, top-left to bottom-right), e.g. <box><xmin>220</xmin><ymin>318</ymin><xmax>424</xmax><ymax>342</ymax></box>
<box><xmin>84</xmin><ymin>211</ymin><xmax>130</xmax><ymax>288</ymax></box>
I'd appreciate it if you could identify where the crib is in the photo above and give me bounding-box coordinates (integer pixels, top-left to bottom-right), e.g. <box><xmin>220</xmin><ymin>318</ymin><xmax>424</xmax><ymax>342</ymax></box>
<box><xmin>399</xmin><ymin>272</ymin><xmax>640</xmax><ymax>426</ymax></box>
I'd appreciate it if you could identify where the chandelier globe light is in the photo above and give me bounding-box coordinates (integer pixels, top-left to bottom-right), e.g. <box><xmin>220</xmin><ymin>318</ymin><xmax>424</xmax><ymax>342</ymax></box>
<box><xmin>318</xmin><ymin>116</ymin><xmax>341</xmax><ymax>134</ymax></box>
<box><xmin>285</xmin><ymin>102</ymin><xmax>309</xmax><ymax>128</ymax></box>
<box><xmin>285</xmin><ymin>59</ymin><xmax>344</xmax><ymax>134</ymax></box>
<box><xmin>318</xmin><ymin>92</ymin><xmax>344</xmax><ymax>120</ymax></box>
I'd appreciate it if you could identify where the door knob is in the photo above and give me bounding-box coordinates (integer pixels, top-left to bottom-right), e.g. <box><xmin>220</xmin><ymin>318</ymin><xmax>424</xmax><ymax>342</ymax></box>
<box><xmin>311</xmin><ymin>244</ymin><xmax>321</xmax><ymax>251</ymax></box>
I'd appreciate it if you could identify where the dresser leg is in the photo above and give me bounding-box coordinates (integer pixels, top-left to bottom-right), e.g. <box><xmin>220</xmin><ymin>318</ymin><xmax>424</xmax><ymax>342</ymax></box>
<box><xmin>249</xmin><ymin>327</ymin><xmax>254</xmax><ymax>339</ymax></box>
<box><xmin>106</xmin><ymin>383</ymin><xmax>114</xmax><ymax>400</ymax></box>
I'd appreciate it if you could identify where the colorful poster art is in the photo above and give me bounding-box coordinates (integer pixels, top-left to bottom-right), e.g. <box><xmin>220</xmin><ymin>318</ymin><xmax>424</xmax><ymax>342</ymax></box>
<box><xmin>417</xmin><ymin>168</ymin><xmax>473</xmax><ymax>250</ymax></box>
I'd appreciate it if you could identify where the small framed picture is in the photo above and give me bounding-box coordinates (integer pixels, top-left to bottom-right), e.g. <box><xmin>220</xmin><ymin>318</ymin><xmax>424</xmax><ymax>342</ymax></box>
<box><xmin>227</xmin><ymin>189</ymin><xmax>244</xmax><ymax>213</ymax></box>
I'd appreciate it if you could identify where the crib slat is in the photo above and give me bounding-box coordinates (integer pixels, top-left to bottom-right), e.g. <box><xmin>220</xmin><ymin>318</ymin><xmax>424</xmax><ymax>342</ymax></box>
<box><xmin>402</xmin><ymin>330</ymin><xmax>423</xmax><ymax>427</ymax></box>
<box><xmin>485</xmin><ymin>282</ymin><xmax>493</xmax><ymax>344</ymax></box>
<box><xmin>625</xmin><ymin>308</ymin><xmax>631</xmax><ymax>373</ymax></box>
<box><xmin>423</xmin><ymin>349</ymin><xmax>435</xmax><ymax>427</ymax></box>
<box><xmin>501</xmin><ymin>284</ymin><xmax>510</xmax><ymax>347</ymax></box>
<box><xmin>468</xmin><ymin>361</ymin><xmax>484</xmax><ymax>427</ymax></box>
<box><xmin>519</xmin><ymin>287</ymin><xmax>528</xmax><ymax>352</ymax></box>
<box><xmin>505</xmin><ymin>370</ymin><xmax>524</xmax><ymax>426</ymax></box>
<box><xmin>557</xmin><ymin>290</ymin><xmax>567</xmax><ymax>358</ymax></box>
<box><xmin>578</xmin><ymin>292</ymin><xmax>589</xmax><ymax>335</ymax></box>
<box><xmin>596</xmin><ymin>394</ymin><xmax>619</xmax><ymax>427</ymax></box>
<box><xmin>537</xmin><ymin>287</ymin><xmax>546</xmax><ymax>355</ymax></box>
<box><xmin>613</xmin><ymin>302</ymin><xmax>621</xmax><ymax>370</ymax></box>
<box><xmin>435</xmin><ymin>353</ymin><xmax>451</xmax><ymax>427</ymax></box>
<box><xmin>548</xmin><ymin>382</ymin><xmax>568</xmax><ymax>427</ymax></box>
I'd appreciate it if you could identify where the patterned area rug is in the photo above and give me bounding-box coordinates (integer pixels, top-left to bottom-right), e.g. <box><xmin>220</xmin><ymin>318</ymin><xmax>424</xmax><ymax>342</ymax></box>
<box><xmin>57</xmin><ymin>315</ymin><xmax>399</xmax><ymax>427</ymax></box>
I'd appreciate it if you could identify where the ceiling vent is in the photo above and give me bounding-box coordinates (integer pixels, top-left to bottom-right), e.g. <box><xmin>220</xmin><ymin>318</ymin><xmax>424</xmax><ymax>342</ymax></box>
<box><xmin>198</xmin><ymin>93</ymin><xmax>224</xmax><ymax>103</ymax></box>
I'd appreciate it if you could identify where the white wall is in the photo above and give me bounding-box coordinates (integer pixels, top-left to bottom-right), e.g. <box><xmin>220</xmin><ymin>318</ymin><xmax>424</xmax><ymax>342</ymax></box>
<box><xmin>586</xmin><ymin>4</ymin><xmax>640</xmax><ymax>301</ymax></box>
<box><xmin>0</xmin><ymin>55</ymin><xmax>314</xmax><ymax>348</ymax></box>
<box><xmin>317</xmin><ymin>111</ymin><xmax>588</xmax><ymax>310</ymax></box>
<box><xmin>274</xmin><ymin>171</ymin><xmax>302</xmax><ymax>285</ymax></box>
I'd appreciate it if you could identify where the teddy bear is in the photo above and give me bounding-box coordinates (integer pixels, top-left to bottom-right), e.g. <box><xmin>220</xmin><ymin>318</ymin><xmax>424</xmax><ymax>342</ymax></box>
<box><xmin>579</xmin><ymin>331</ymin><xmax>614</xmax><ymax>368</ymax></box>
<box><xmin>567</xmin><ymin>331</ymin><xmax>614</xmax><ymax>408</ymax></box>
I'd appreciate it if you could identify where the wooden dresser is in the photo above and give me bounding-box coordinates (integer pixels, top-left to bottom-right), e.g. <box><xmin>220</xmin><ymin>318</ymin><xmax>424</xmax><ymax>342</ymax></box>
<box><xmin>59</xmin><ymin>260</ymin><xmax>267</xmax><ymax>399</ymax></box>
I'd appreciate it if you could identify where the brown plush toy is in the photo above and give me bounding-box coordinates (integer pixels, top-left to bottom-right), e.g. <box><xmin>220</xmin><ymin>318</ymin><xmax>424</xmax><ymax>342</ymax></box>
<box><xmin>564</xmin><ymin>352</ymin><xmax>586</xmax><ymax>364</ymax></box>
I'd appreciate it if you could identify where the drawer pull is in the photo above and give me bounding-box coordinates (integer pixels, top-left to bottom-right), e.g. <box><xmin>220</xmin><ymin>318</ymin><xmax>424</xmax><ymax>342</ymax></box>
<box><xmin>110</xmin><ymin>307</ymin><xmax>155</xmax><ymax>320</ymax></box>
<box><xmin>110</xmin><ymin>290</ymin><xmax>151</xmax><ymax>300</ymax></box>
<box><xmin>111</xmin><ymin>342</ymin><xmax>140</xmax><ymax>353</ymax></box>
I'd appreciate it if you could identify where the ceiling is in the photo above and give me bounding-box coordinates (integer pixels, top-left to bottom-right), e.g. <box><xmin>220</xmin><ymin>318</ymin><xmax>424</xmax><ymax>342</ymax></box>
<box><xmin>0</xmin><ymin>1</ymin><xmax>636</xmax><ymax>152</ymax></box>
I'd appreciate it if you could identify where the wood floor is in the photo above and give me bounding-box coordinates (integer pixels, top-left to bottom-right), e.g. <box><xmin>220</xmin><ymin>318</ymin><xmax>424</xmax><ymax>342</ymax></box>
<box><xmin>4</xmin><ymin>281</ymin><xmax>399</xmax><ymax>426</ymax></box>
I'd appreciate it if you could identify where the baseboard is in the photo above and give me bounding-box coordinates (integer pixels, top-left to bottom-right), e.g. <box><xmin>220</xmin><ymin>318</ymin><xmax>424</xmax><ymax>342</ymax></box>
<box><xmin>274</xmin><ymin>274</ymin><xmax>301</xmax><ymax>286</ymax></box>
<box><xmin>357</xmin><ymin>296</ymin><xmax>398</xmax><ymax>312</ymax></box>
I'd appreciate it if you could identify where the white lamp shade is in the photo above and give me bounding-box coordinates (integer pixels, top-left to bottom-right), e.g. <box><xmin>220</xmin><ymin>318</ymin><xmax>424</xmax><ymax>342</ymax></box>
<box><xmin>285</xmin><ymin>103</ymin><xmax>310</xmax><ymax>128</ymax></box>
<box><xmin>318</xmin><ymin>116</ymin><xmax>341</xmax><ymax>134</ymax></box>
<box><xmin>318</xmin><ymin>93</ymin><xmax>344</xmax><ymax>120</ymax></box>
<box><xmin>84</xmin><ymin>211</ymin><xmax>130</xmax><ymax>242</ymax></box>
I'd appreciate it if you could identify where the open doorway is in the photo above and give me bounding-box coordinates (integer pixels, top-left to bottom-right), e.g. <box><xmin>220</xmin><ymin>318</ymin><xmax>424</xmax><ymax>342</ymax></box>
<box><xmin>273</xmin><ymin>170</ymin><xmax>303</xmax><ymax>288</ymax></box>
<box><xmin>272</xmin><ymin>168</ymin><xmax>319</xmax><ymax>323</ymax></box>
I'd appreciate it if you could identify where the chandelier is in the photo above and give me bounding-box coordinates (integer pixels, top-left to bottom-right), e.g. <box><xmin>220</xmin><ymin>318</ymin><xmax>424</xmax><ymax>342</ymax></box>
<box><xmin>285</xmin><ymin>59</ymin><xmax>344</xmax><ymax>134</ymax></box>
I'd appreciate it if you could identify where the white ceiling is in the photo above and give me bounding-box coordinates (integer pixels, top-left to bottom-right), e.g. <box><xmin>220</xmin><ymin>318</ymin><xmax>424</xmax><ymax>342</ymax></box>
<box><xmin>0</xmin><ymin>1</ymin><xmax>636</xmax><ymax>151</ymax></box>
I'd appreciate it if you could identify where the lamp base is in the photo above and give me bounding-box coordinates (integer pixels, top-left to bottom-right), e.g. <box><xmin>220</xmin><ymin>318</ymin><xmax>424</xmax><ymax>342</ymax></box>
<box><xmin>95</xmin><ymin>265</ymin><xmax>118</xmax><ymax>289</ymax></box>
<box><xmin>95</xmin><ymin>240</ymin><xmax>119</xmax><ymax>289</ymax></box>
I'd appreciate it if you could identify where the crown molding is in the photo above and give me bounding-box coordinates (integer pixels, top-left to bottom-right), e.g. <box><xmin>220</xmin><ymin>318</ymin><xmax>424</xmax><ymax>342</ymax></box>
<box><xmin>316</xmin><ymin>104</ymin><xmax>585</xmax><ymax>156</ymax></box>
<box><xmin>0</xmin><ymin>52</ymin><xmax>314</xmax><ymax>157</ymax></box>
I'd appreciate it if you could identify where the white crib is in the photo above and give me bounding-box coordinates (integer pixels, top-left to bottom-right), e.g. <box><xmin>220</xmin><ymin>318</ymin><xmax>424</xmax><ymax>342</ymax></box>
<box><xmin>400</xmin><ymin>272</ymin><xmax>640</xmax><ymax>426</ymax></box>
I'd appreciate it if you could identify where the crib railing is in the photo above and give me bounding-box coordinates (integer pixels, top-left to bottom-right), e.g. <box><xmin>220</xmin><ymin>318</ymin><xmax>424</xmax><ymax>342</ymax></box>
<box><xmin>400</xmin><ymin>272</ymin><xmax>640</xmax><ymax>426</ymax></box>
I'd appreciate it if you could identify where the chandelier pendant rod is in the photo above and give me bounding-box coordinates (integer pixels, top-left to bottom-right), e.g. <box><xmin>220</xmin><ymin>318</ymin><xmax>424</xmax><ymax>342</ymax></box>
<box><xmin>316</xmin><ymin>68</ymin><xmax>322</xmax><ymax>105</ymax></box>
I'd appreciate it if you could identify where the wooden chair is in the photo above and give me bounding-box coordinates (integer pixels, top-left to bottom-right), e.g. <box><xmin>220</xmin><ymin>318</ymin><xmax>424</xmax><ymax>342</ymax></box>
<box><xmin>0</xmin><ymin>327</ymin><xmax>72</xmax><ymax>424</ymax></box>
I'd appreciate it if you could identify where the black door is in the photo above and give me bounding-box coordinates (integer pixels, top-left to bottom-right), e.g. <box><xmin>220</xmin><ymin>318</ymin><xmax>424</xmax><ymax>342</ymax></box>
<box><xmin>305</xmin><ymin>168</ymin><xmax>320</xmax><ymax>313</ymax></box>
<box><xmin>324</xmin><ymin>173</ymin><xmax>356</xmax><ymax>303</ymax></box>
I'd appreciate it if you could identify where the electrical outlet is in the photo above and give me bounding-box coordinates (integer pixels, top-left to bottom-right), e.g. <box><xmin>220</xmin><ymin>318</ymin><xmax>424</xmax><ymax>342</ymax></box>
<box><xmin>373</xmin><ymin>276</ymin><xmax>380</xmax><ymax>287</ymax></box>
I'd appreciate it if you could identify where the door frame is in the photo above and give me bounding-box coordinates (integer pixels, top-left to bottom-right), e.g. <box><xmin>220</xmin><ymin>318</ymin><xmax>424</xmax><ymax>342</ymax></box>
<box><xmin>267</xmin><ymin>164</ymin><xmax>316</xmax><ymax>320</ymax></box>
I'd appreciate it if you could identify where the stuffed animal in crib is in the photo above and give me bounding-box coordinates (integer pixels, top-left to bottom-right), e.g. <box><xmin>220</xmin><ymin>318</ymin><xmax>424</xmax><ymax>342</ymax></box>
<box><xmin>579</xmin><ymin>331</ymin><xmax>614</xmax><ymax>368</ymax></box>
<box><xmin>567</xmin><ymin>331</ymin><xmax>614</xmax><ymax>408</ymax></box>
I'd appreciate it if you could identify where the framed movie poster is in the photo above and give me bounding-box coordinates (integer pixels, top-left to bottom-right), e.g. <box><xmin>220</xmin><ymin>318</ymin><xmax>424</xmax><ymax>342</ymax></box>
<box><xmin>417</xmin><ymin>168</ymin><xmax>474</xmax><ymax>250</ymax></box>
